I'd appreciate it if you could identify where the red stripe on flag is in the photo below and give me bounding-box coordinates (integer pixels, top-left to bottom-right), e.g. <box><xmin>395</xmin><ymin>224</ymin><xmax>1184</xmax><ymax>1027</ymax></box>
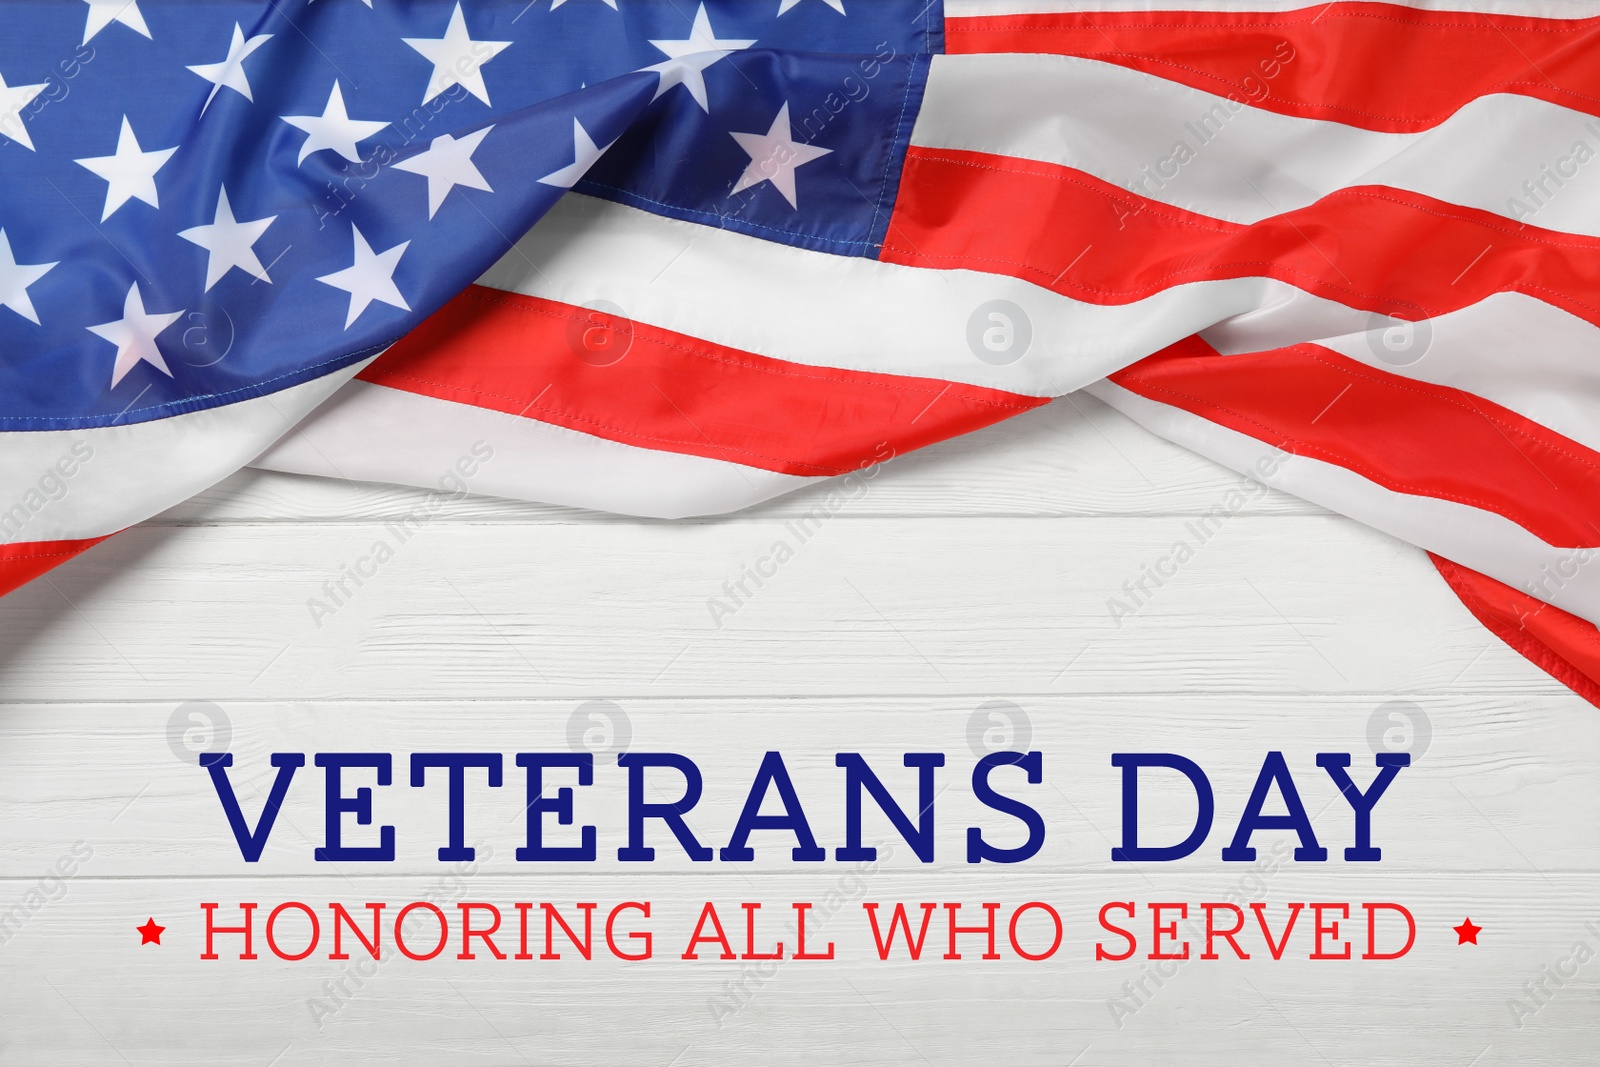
<box><xmin>1432</xmin><ymin>553</ymin><xmax>1600</xmax><ymax>708</ymax></box>
<box><xmin>1107</xmin><ymin>335</ymin><xmax>1600</xmax><ymax>549</ymax></box>
<box><xmin>358</xmin><ymin>286</ymin><xmax>1046</xmax><ymax>478</ymax></box>
<box><xmin>946</xmin><ymin>3</ymin><xmax>1600</xmax><ymax>132</ymax></box>
<box><xmin>882</xmin><ymin>147</ymin><xmax>1600</xmax><ymax>328</ymax></box>
<box><xmin>0</xmin><ymin>536</ymin><xmax>109</xmax><ymax>598</ymax></box>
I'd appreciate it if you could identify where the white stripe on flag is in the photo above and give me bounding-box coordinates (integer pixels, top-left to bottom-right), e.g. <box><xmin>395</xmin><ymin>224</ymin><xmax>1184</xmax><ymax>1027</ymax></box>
<box><xmin>483</xmin><ymin>193</ymin><xmax>1590</xmax><ymax>405</ymax></box>
<box><xmin>1310</xmin><ymin>293</ymin><xmax>1600</xmax><ymax>455</ymax></box>
<box><xmin>251</xmin><ymin>381</ymin><xmax>817</xmax><ymax>520</ymax></box>
<box><xmin>481</xmin><ymin>193</ymin><xmax>1139</xmax><ymax>396</ymax></box>
<box><xmin>0</xmin><ymin>361</ymin><xmax>372</xmax><ymax>544</ymax></box>
<box><xmin>917</xmin><ymin>53</ymin><xmax>1600</xmax><ymax>235</ymax></box>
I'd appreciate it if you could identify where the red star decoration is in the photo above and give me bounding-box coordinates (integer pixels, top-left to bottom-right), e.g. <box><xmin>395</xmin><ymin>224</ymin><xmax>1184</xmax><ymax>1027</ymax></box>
<box><xmin>137</xmin><ymin>918</ymin><xmax>165</xmax><ymax>945</ymax></box>
<box><xmin>1454</xmin><ymin>918</ymin><xmax>1482</xmax><ymax>945</ymax></box>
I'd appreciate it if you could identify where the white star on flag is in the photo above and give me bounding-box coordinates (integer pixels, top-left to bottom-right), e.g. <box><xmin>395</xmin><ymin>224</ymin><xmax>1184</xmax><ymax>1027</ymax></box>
<box><xmin>393</xmin><ymin>126</ymin><xmax>495</xmax><ymax>218</ymax></box>
<box><xmin>82</xmin><ymin>0</ymin><xmax>150</xmax><ymax>44</ymax></box>
<box><xmin>178</xmin><ymin>188</ymin><xmax>277</xmax><ymax>291</ymax></box>
<box><xmin>778</xmin><ymin>0</ymin><xmax>845</xmax><ymax>12</ymax></box>
<box><xmin>729</xmin><ymin>103</ymin><xmax>832</xmax><ymax>209</ymax></box>
<box><xmin>537</xmin><ymin>119</ymin><xmax>614</xmax><ymax>189</ymax></box>
<box><xmin>281</xmin><ymin>82</ymin><xmax>388</xmax><ymax>165</ymax></box>
<box><xmin>87</xmin><ymin>283</ymin><xmax>184</xmax><ymax>388</ymax></box>
<box><xmin>642</xmin><ymin>4</ymin><xmax>755</xmax><ymax>113</ymax></box>
<box><xmin>188</xmin><ymin>23</ymin><xmax>273</xmax><ymax>113</ymax></box>
<box><xmin>550</xmin><ymin>0</ymin><xmax>618</xmax><ymax>8</ymax></box>
<box><xmin>317</xmin><ymin>226</ymin><xmax>410</xmax><ymax>328</ymax></box>
<box><xmin>0</xmin><ymin>230</ymin><xmax>57</xmax><ymax>325</ymax></box>
<box><xmin>74</xmin><ymin>116</ymin><xmax>178</xmax><ymax>221</ymax></box>
<box><xmin>0</xmin><ymin>69</ymin><xmax>48</xmax><ymax>152</ymax></box>
<box><xmin>403</xmin><ymin>3</ymin><xmax>511</xmax><ymax>106</ymax></box>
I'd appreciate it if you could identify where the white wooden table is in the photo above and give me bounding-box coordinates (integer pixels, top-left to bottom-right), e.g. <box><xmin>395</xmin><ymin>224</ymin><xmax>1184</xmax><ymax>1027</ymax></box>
<box><xmin>0</xmin><ymin>396</ymin><xmax>1593</xmax><ymax>1065</ymax></box>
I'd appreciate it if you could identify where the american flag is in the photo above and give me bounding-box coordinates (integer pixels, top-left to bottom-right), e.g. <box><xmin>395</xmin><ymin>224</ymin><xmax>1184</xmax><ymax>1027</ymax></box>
<box><xmin>3</xmin><ymin>0</ymin><xmax>1599</xmax><ymax>702</ymax></box>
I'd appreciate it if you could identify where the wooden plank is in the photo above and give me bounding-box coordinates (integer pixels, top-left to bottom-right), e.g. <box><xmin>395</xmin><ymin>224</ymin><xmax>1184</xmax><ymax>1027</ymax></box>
<box><xmin>0</xmin><ymin>873</ymin><xmax>1590</xmax><ymax>1065</ymax></box>
<box><xmin>0</xmin><ymin>696</ymin><xmax>1592</xmax><ymax>878</ymax></box>
<box><xmin>4</xmin><ymin>385</ymin><xmax>1591</xmax><ymax>1065</ymax></box>
<box><xmin>0</xmin><ymin>516</ymin><xmax>1553</xmax><ymax>701</ymax></box>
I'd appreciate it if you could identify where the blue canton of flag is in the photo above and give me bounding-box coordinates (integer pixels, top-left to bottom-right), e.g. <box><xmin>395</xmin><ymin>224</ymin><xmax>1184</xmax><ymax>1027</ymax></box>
<box><xmin>0</xmin><ymin>0</ymin><xmax>937</xmax><ymax>430</ymax></box>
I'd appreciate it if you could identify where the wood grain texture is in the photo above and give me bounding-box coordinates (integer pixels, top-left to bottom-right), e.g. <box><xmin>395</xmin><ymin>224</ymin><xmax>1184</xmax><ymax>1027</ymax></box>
<box><xmin>0</xmin><ymin>400</ymin><xmax>1591</xmax><ymax>1065</ymax></box>
<box><xmin>2</xmin><ymin>874</ymin><xmax>1594</xmax><ymax>1067</ymax></box>
<box><xmin>0</xmin><ymin>696</ymin><xmax>1591</xmax><ymax>876</ymax></box>
<box><xmin>0</xmin><ymin>515</ymin><xmax>1555</xmax><ymax>701</ymax></box>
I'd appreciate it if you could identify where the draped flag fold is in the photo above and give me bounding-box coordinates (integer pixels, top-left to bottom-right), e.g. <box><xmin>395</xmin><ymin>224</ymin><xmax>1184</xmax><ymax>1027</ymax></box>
<box><xmin>4</xmin><ymin>0</ymin><xmax>1600</xmax><ymax>702</ymax></box>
